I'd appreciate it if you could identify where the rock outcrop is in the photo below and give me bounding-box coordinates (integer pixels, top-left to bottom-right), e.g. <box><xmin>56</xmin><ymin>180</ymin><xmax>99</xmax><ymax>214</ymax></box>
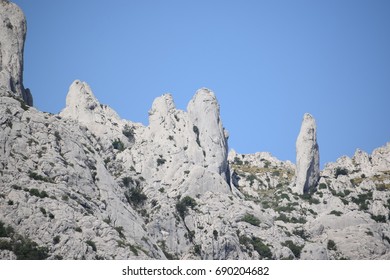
<box><xmin>293</xmin><ymin>113</ymin><xmax>320</xmax><ymax>194</ymax></box>
<box><xmin>1</xmin><ymin>1</ymin><xmax>390</xmax><ymax>260</ymax></box>
<box><xmin>0</xmin><ymin>0</ymin><xmax>32</xmax><ymax>105</ymax></box>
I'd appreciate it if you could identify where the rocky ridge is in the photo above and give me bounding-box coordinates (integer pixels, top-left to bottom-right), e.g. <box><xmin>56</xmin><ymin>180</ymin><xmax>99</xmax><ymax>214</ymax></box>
<box><xmin>1</xmin><ymin>1</ymin><xmax>390</xmax><ymax>260</ymax></box>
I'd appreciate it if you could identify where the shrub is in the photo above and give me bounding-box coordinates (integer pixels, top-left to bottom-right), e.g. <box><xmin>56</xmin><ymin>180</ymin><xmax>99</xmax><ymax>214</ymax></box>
<box><xmin>157</xmin><ymin>157</ymin><xmax>166</xmax><ymax>166</ymax></box>
<box><xmin>319</xmin><ymin>183</ymin><xmax>327</xmax><ymax>190</ymax></box>
<box><xmin>54</xmin><ymin>131</ymin><xmax>61</xmax><ymax>142</ymax></box>
<box><xmin>213</xmin><ymin>230</ymin><xmax>218</xmax><ymax>240</ymax></box>
<box><xmin>115</xmin><ymin>226</ymin><xmax>125</xmax><ymax>239</ymax></box>
<box><xmin>335</xmin><ymin>167</ymin><xmax>348</xmax><ymax>178</ymax></box>
<box><xmin>53</xmin><ymin>236</ymin><xmax>60</xmax><ymax>245</ymax></box>
<box><xmin>371</xmin><ymin>214</ymin><xmax>387</xmax><ymax>223</ymax></box>
<box><xmin>176</xmin><ymin>196</ymin><xmax>197</xmax><ymax>219</ymax></box>
<box><xmin>327</xmin><ymin>239</ymin><xmax>337</xmax><ymax>251</ymax></box>
<box><xmin>194</xmin><ymin>244</ymin><xmax>201</xmax><ymax>255</ymax></box>
<box><xmin>125</xmin><ymin>186</ymin><xmax>147</xmax><ymax>207</ymax></box>
<box><xmin>86</xmin><ymin>240</ymin><xmax>97</xmax><ymax>252</ymax></box>
<box><xmin>28</xmin><ymin>172</ymin><xmax>54</xmax><ymax>184</ymax></box>
<box><xmin>242</xmin><ymin>214</ymin><xmax>260</xmax><ymax>227</ymax></box>
<box><xmin>122</xmin><ymin>125</ymin><xmax>135</xmax><ymax>143</ymax></box>
<box><xmin>282</xmin><ymin>240</ymin><xmax>303</xmax><ymax>258</ymax></box>
<box><xmin>122</xmin><ymin>177</ymin><xmax>132</xmax><ymax>187</ymax></box>
<box><xmin>0</xmin><ymin>220</ymin><xmax>49</xmax><ymax>259</ymax></box>
<box><xmin>193</xmin><ymin>125</ymin><xmax>201</xmax><ymax>146</ymax></box>
<box><xmin>112</xmin><ymin>139</ymin><xmax>125</xmax><ymax>151</ymax></box>
<box><xmin>252</xmin><ymin>237</ymin><xmax>272</xmax><ymax>259</ymax></box>
<box><xmin>329</xmin><ymin>210</ymin><xmax>343</xmax><ymax>217</ymax></box>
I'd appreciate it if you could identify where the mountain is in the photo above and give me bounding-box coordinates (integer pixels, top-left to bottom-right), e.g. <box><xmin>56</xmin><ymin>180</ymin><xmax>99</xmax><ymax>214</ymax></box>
<box><xmin>1</xmin><ymin>1</ymin><xmax>389</xmax><ymax>260</ymax></box>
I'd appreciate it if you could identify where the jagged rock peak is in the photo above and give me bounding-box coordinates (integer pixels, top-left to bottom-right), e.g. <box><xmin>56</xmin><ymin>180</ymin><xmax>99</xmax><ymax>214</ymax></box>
<box><xmin>293</xmin><ymin>113</ymin><xmax>320</xmax><ymax>194</ymax></box>
<box><xmin>60</xmin><ymin>80</ymin><xmax>120</xmax><ymax>122</ymax></box>
<box><xmin>0</xmin><ymin>0</ymin><xmax>33</xmax><ymax>105</ymax></box>
<box><xmin>187</xmin><ymin>88</ymin><xmax>229</xmax><ymax>181</ymax></box>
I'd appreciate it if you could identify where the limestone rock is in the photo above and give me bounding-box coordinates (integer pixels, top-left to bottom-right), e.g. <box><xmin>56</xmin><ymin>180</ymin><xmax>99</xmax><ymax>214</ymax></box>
<box><xmin>293</xmin><ymin>113</ymin><xmax>320</xmax><ymax>194</ymax></box>
<box><xmin>0</xmin><ymin>0</ymin><xmax>32</xmax><ymax>105</ymax></box>
<box><xmin>187</xmin><ymin>88</ymin><xmax>229</xmax><ymax>181</ymax></box>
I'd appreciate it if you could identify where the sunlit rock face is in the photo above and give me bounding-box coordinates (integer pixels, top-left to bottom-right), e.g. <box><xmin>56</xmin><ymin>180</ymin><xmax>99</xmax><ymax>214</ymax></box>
<box><xmin>0</xmin><ymin>0</ymin><xmax>32</xmax><ymax>105</ymax></box>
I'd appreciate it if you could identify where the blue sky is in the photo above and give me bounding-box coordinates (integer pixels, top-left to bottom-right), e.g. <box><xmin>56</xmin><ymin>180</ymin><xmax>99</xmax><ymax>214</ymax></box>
<box><xmin>13</xmin><ymin>0</ymin><xmax>390</xmax><ymax>168</ymax></box>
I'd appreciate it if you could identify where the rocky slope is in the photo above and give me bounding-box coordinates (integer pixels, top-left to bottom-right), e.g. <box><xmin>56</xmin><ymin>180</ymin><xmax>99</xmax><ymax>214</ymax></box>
<box><xmin>1</xmin><ymin>1</ymin><xmax>390</xmax><ymax>260</ymax></box>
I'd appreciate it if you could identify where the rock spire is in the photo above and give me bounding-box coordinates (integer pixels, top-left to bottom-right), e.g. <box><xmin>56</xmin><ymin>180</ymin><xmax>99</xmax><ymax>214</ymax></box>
<box><xmin>0</xmin><ymin>0</ymin><xmax>32</xmax><ymax>105</ymax></box>
<box><xmin>293</xmin><ymin>113</ymin><xmax>320</xmax><ymax>194</ymax></box>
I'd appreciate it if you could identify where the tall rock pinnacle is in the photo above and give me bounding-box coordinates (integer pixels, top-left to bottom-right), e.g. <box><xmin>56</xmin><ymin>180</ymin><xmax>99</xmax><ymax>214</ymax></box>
<box><xmin>187</xmin><ymin>88</ymin><xmax>229</xmax><ymax>182</ymax></box>
<box><xmin>293</xmin><ymin>113</ymin><xmax>320</xmax><ymax>194</ymax></box>
<box><xmin>0</xmin><ymin>0</ymin><xmax>32</xmax><ymax>105</ymax></box>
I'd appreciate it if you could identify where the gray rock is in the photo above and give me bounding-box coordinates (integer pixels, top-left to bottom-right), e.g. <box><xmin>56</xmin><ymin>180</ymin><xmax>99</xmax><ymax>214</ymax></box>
<box><xmin>0</xmin><ymin>0</ymin><xmax>32</xmax><ymax>105</ymax></box>
<box><xmin>293</xmin><ymin>113</ymin><xmax>320</xmax><ymax>194</ymax></box>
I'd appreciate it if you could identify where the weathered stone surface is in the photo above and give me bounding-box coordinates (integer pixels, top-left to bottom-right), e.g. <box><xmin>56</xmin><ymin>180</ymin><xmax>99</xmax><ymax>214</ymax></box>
<box><xmin>1</xmin><ymin>1</ymin><xmax>390</xmax><ymax>260</ymax></box>
<box><xmin>0</xmin><ymin>0</ymin><xmax>32</xmax><ymax>105</ymax></box>
<box><xmin>293</xmin><ymin>113</ymin><xmax>320</xmax><ymax>194</ymax></box>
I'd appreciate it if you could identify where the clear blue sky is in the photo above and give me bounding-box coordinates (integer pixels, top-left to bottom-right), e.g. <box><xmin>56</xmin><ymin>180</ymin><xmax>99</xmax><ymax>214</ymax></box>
<box><xmin>13</xmin><ymin>0</ymin><xmax>390</xmax><ymax>168</ymax></box>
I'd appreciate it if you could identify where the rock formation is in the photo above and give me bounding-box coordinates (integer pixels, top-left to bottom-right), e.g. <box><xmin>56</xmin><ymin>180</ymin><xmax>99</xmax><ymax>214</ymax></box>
<box><xmin>0</xmin><ymin>0</ymin><xmax>32</xmax><ymax>105</ymax></box>
<box><xmin>293</xmin><ymin>113</ymin><xmax>320</xmax><ymax>194</ymax></box>
<box><xmin>1</xmin><ymin>1</ymin><xmax>390</xmax><ymax>260</ymax></box>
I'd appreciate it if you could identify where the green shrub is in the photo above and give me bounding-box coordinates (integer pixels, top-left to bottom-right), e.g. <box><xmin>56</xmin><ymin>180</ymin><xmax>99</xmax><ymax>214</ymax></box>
<box><xmin>53</xmin><ymin>236</ymin><xmax>60</xmax><ymax>245</ymax></box>
<box><xmin>122</xmin><ymin>125</ymin><xmax>135</xmax><ymax>143</ymax></box>
<box><xmin>282</xmin><ymin>240</ymin><xmax>303</xmax><ymax>258</ymax></box>
<box><xmin>112</xmin><ymin>139</ymin><xmax>125</xmax><ymax>151</ymax></box>
<box><xmin>194</xmin><ymin>244</ymin><xmax>201</xmax><ymax>255</ymax></box>
<box><xmin>86</xmin><ymin>240</ymin><xmax>97</xmax><ymax>252</ymax></box>
<box><xmin>122</xmin><ymin>177</ymin><xmax>132</xmax><ymax>187</ymax></box>
<box><xmin>329</xmin><ymin>210</ymin><xmax>343</xmax><ymax>216</ymax></box>
<box><xmin>115</xmin><ymin>226</ymin><xmax>125</xmax><ymax>239</ymax></box>
<box><xmin>319</xmin><ymin>183</ymin><xmax>327</xmax><ymax>190</ymax></box>
<box><xmin>157</xmin><ymin>157</ymin><xmax>166</xmax><ymax>166</ymax></box>
<box><xmin>0</xmin><ymin>220</ymin><xmax>49</xmax><ymax>259</ymax></box>
<box><xmin>327</xmin><ymin>239</ymin><xmax>337</xmax><ymax>251</ymax></box>
<box><xmin>371</xmin><ymin>214</ymin><xmax>387</xmax><ymax>223</ymax></box>
<box><xmin>213</xmin><ymin>230</ymin><xmax>219</xmax><ymax>240</ymax></box>
<box><xmin>125</xmin><ymin>186</ymin><xmax>147</xmax><ymax>207</ymax></box>
<box><xmin>252</xmin><ymin>237</ymin><xmax>272</xmax><ymax>259</ymax></box>
<box><xmin>335</xmin><ymin>167</ymin><xmax>348</xmax><ymax>178</ymax></box>
<box><xmin>242</xmin><ymin>214</ymin><xmax>260</xmax><ymax>227</ymax></box>
<box><xmin>28</xmin><ymin>172</ymin><xmax>54</xmax><ymax>184</ymax></box>
<box><xmin>176</xmin><ymin>196</ymin><xmax>197</xmax><ymax>219</ymax></box>
<box><xmin>193</xmin><ymin>125</ymin><xmax>201</xmax><ymax>147</ymax></box>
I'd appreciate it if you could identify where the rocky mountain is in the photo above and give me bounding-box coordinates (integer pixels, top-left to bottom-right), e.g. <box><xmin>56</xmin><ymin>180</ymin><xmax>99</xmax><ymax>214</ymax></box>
<box><xmin>1</xmin><ymin>1</ymin><xmax>390</xmax><ymax>260</ymax></box>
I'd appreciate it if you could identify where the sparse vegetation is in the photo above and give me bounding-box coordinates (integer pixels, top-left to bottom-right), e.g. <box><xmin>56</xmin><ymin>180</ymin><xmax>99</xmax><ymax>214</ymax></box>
<box><xmin>124</xmin><ymin>186</ymin><xmax>147</xmax><ymax>207</ymax></box>
<box><xmin>0</xmin><ymin>221</ymin><xmax>49</xmax><ymax>260</ymax></box>
<box><xmin>157</xmin><ymin>157</ymin><xmax>166</xmax><ymax>166</ymax></box>
<box><xmin>176</xmin><ymin>196</ymin><xmax>197</xmax><ymax>219</ymax></box>
<box><xmin>122</xmin><ymin>125</ymin><xmax>135</xmax><ymax>143</ymax></box>
<box><xmin>241</xmin><ymin>213</ymin><xmax>260</xmax><ymax>227</ymax></box>
<box><xmin>53</xmin><ymin>236</ymin><xmax>60</xmax><ymax>245</ymax></box>
<box><xmin>329</xmin><ymin>210</ymin><xmax>343</xmax><ymax>217</ymax></box>
<box><xmin>335</xmin><ymin>167</ymin><xmax>348</xmax><ymax>178</ymax></box>
<box><xmin>193</xmin><ymin>125</ymin><xmax>201</xmax><ymax>147</ymax></box>
<box><xmin>281</xmin><ymin>240</ymin><xmax>303</xmax><ymax>258</ymax></box>
<box><xmin>27</xmin><ymin>188</ymin><xmax>49</xmax><ymax>199</ymax></box>
<box><xmin>327</xmin><ymin>239</ymin><xmax>337</xmax><ymax>251</ymax></box>
<box><xmin>371</xmin><ymin>214</ymin><xmax>387</xmax><ymax>223</ymax></box>
<box><xmin>112</xmin><ymin>138</ymin><xmax>125</xmax><ymax>151</ymax></box>
<box><xmin>86</xmin><ymin>240</ymin><xmax>97</xmax><ymax>252</ymax></box>
<box><xmin>28</xmin><ymin>171</ymin><xmax>54</xmax><ymax>183</ymax></box>
<box><xmin>319</xmin><ymin>183</ymin><xmax>327</xmax><ymax>190</ymax></box>
<box><xmin>213</xmin><ymin>230</ymin><xmax>219</xmax><ymax>240</ymax></box>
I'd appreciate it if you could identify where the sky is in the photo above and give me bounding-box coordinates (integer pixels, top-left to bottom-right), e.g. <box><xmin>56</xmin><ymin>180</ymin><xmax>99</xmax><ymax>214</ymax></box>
<box><xmin>12</xmin><ymin>0</ymin><xmax>390</xmax><ymax>168</ymax></box>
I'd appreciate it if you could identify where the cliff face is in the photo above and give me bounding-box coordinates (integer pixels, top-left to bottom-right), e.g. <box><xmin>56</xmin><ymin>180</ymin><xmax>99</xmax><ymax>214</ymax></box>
<box><xmin>1</xmin><ymin>1</ymin><xmax>390</xmax><ymax>260</ymax></box>
<box><xmin>0</xmin><ymin>0</ymin><xmax>32</xmax><ymax>105</ymax></box>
